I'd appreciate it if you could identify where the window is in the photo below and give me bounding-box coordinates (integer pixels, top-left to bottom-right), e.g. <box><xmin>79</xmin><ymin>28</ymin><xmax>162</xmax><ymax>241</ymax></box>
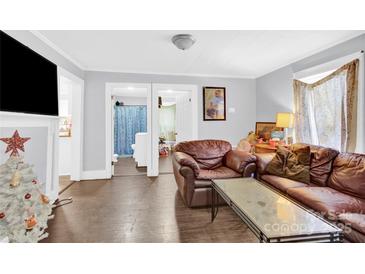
<box><xmin>293</xmin><ymin>59</ymin><xmax>359</xmax><ymax>152</ymax></box>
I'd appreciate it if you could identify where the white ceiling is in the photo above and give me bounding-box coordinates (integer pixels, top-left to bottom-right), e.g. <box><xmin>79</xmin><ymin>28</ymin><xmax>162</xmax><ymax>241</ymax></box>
<box><xmin>37</xmin><ymin>30</ymin><xmax>364</xmax><ymax>78</ymax></box>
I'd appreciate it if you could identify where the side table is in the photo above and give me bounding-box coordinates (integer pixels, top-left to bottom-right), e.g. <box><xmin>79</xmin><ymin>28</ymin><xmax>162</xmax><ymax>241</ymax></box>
<box><xmin>254</xmin><ymin>143</ymin><xmax>278</xmax><ymax>153</ymax></box>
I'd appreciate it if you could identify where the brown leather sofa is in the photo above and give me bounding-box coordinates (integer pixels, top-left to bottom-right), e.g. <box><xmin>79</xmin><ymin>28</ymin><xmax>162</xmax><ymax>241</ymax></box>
<box><xmin>255</xmin><ymin>143</ymin><xmax>365</xmax><ymax>242</ymax></box>
<box><xmin>172</xmin><ymin>140</ymin><xmax>256</xmax><ymax>208</ymax></box>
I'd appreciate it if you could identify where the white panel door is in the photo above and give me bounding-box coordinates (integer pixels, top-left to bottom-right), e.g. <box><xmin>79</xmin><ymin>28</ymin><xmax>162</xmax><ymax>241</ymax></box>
<box><xmin>175</xmin><ymin>93</ymin><xmax>193</xmax><ymax>143</ymax></box>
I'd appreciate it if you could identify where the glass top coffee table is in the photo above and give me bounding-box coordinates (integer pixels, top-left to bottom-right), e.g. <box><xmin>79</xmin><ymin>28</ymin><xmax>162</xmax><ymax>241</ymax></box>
<box><xmin>211</xmin><ymin>177</ymin><xmax>343</xmax><ymax>243</ymax></box>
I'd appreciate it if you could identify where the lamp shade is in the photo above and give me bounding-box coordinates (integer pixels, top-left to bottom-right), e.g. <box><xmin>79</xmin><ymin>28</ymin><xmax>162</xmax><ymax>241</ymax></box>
<box><xmin>276</xmin><ymin>112</ymin><xmax>294</xmax><ymax>128</ymax></box>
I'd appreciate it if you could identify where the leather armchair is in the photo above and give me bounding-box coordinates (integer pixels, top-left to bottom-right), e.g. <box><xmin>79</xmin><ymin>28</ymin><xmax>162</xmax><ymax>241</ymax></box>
<box><xmin>172</xmin><ymin>140</ymin><xmax>256</xmax><ymax>208</ymax></box>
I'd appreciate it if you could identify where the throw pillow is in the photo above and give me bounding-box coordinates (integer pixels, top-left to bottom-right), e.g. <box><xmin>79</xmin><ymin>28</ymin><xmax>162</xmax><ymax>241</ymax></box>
<box><xmin>266</xmin><ymin>145</ymin><xmax>310</xmax><ymax>184</ymax></box>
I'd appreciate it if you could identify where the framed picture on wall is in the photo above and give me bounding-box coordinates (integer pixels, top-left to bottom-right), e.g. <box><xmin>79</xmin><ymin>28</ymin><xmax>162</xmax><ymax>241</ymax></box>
<box><xmin>203</xmin><ymin>86</ymin><xmax>226</xmax><ymax>121</ymax></box>
<box><xmin>255</xmin><ymin>122</ymin><xmax>283</xmax><ymax>141</ymax></box>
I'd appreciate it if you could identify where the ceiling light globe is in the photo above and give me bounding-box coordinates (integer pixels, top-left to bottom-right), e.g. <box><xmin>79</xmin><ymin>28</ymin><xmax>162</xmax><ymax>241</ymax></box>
<box><xmin>171</xmin><ymin>34</ymin><xmax>196</xmax><ymax>50</ymax></box>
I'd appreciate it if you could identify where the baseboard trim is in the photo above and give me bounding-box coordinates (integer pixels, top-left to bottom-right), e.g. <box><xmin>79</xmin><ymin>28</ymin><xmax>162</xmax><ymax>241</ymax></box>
<box><xmin>81</xmin><ymin>170</ymin><xmax>108</xmax><ymax>180</ymax></box>
<box><xmin>59</xmin><ymin>173</ymin><xmax>70</xmax><ymax>177</ymax></box>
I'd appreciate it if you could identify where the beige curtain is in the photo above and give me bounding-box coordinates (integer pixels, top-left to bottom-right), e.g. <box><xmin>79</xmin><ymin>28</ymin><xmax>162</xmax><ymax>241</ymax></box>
<box><xmin>293</xmin><ymin>59</ymin><xmax>359</xmax><ymax>152</ymax></box>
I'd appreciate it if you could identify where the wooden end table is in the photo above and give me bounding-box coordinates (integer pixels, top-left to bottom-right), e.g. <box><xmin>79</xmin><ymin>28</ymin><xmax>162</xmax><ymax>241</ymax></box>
<box><xmin>254</xmin><ymin>143</ymin><xmax>278</xmax><ymax>153</ymax></box>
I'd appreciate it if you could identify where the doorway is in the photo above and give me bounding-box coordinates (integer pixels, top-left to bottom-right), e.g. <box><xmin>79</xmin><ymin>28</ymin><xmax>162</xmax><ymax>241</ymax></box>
<box><xmin>152</xmin><ymin>84</ymin><xmax>198</xmax><ymax>176</ymax></box>
<box><xmin>105</xmin><ymin>83</ymin><xmax>152</xmax><ymax>178</ymax></box>
<box><xmin>113</xmin><ymin>89</ymin><xmax>148</xmax><ymax>176</ymax></box>
<box><xmin>57</xmin><ymin>67</ymin><xmax>84</xmax><ymax>191</ymax></box>
<box><xmin>105</xmin><ymin>83</ymin><xmax>197</xmax><ymax>178</ymax></box>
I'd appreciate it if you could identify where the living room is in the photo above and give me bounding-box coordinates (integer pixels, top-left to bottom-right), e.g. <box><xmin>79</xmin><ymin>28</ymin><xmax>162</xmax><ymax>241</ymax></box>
<box><xmin>1</xmin><ymin>1</ymin><xmax>365</xmax><ymax>273</ymax></box>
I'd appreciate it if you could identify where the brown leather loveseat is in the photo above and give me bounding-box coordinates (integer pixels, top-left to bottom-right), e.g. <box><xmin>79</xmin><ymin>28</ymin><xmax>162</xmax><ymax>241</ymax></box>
<box><xmin>172</xmin><ymin>140</ymin><xmax>256</xmax><ymax>208</ymax></box>
<box><xmin>256</xmin><ymin>143</ymin><xmax>365</xmax><ymax>242</ymax></box>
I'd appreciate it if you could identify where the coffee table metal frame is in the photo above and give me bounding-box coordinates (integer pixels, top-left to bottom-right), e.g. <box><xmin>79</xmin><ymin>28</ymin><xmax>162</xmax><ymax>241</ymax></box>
<box><xmin>211</xmin><ymin>178</ymin><xmax>343</xmax><ymax>243</ymax></box>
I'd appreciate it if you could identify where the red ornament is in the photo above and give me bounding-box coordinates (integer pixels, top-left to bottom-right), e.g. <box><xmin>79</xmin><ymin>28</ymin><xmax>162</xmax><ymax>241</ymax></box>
<box><xmin>24</xmin><ymin>193</ymin><xmax>31</xmax><ymax>200</ymax></box>
<box><xmin>32</xmin><ymin>179</ymin><xmax>37</xmax><ymax>184</ymax></box>
<box><xmin>0</xmin><ymin>130</ymin><xmax>30</xmax><ymax>157</ymax></box>
<box><xmin>0</xmin><ymin>212</ymin><xmax>5</xmax><ymax>219</ymax></box>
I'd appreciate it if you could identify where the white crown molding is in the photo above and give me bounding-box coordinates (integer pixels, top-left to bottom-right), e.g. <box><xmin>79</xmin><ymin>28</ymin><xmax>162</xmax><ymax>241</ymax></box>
<box><xmin>85</xmin><ymin>67</ymin><xmax>256</xmax><ymax>79</ymax></box>
<box><xmin>256</xmin><ymin>31</ymin><xmax>365</xmax><ymax>78</ymax></box>
<box><xmin>30</xmin><ymin>30</ymin><xmax>86</xmax><ymax>71</ymax></box>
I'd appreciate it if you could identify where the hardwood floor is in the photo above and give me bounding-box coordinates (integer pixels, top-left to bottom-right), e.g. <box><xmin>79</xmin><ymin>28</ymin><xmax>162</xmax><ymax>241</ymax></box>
<box><xmin>114</xmin><ymin>154</ymin><xmax>174</xmax><ymax>176</ymax></box>
<box><xmin>59</xmin><ymin>175</ymin><xmax>74</xmax><ymax>195</ymax></box>
<box><xmin>114</xmin><ymin>157</ymin><xmax>147</xmax><ymax>176</ymax></box>
<box><xmin>159</xmin><ymin>154</ymin><xmax>173</xmax><ymax>174</ymax></box>
<box><xmin>42</xmin><ymin>174</ymin><xmax>257</xmax><ymax>243</ymax></box>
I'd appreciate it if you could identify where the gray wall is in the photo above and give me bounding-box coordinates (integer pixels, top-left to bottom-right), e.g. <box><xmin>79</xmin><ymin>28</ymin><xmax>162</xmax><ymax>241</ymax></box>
<box><xmin>256</xmin><ymin>66</ymin><xmax>293</xmax><ymax>121</ymax></box>
<box><xmin>256</xmin><ymin>34</ymin><xmax>365</xmax><ymax>121</ymax></box>
<box><xmin>3</xmin><ymin>30</ymin><xmax>84</xmax><ymax>79</ymax></box>
<box><xmin>84</xmin><ymin>71</ymin><xmax>256</xmax><ymax>171</ymax></box>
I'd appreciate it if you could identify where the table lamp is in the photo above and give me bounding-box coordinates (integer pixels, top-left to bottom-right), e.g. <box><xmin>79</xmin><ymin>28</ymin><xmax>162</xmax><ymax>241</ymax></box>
<box><xmin>276</xmin><ymin>112</ymin><xmax>294</xmax><ymax>144</ymax></box>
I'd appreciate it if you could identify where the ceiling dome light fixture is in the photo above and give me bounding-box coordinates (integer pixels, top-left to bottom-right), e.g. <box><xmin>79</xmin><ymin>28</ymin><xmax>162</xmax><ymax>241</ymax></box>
<box><xmin>171</xmin><ymin>34</ymin><xmax>196</xmax><ymax>50</ymax></box>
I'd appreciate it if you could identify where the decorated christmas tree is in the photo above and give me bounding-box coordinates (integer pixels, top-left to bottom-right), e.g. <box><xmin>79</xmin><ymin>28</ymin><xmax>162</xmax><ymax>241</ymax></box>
<box><xmin>0</xmin><ymin>130</ymin><xmax>53</xmax><ymax>242</ymax></box>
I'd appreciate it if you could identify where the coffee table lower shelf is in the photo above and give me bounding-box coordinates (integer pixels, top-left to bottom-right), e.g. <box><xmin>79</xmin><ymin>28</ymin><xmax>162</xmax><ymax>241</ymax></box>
<box><xmin>211</xmin><ymin>180</ymin><xmax>343</xmax><ymax>243</ymax></box>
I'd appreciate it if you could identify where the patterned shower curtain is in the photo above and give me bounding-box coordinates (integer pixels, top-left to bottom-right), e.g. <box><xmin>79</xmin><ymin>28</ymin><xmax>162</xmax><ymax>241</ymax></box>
<box><xmin>114</xmin><ymin>105</ymin><xmax>147</xmax><ymax>156</ymax></box>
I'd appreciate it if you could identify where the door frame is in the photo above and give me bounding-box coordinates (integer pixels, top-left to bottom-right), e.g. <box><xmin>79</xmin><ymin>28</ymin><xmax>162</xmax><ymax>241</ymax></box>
<box><xmin>57</xmin><ymin>67</ymin><xmax>84</xmax><ymax>181</ymax></box>
<box><xmin>151</xmin><ymin>84</ymin><xmax>198</xmax><ymax>176</ymax></box>
<box><xmin>105</xmin><ymin>82</ymin><xmax>152</xmax><ymax>178</ymax></box>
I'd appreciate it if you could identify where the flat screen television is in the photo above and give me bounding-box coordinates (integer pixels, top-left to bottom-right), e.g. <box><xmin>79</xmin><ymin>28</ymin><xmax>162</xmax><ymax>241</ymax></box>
<box><xmin>0</xmin><ymin>31</ymin><xmax>58</xmax><ymax>116</ymax></box>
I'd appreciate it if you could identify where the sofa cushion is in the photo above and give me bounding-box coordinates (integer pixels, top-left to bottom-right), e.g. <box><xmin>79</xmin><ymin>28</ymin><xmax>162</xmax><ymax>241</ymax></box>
<box><xmin>287</xmin><ymin>187</ymin><xmax>365</xmax><ymax>217</ymax></box>
<box><xmin>340</xmin><ymin>226</ymin><xmax>365</xmax><ymax>243</ymax></box>
<box><xmin>266</xmin><ymin>145</ymin><xmax>310</xmax><ymax>184</ymax></box>
<box><xmin>261</xmin><ymin>174</ymin><xmax>308</xmax><ymax>193</ymax></box>
<box><xmin>338</xmin><ymin>213</ymin><xmax>365</xmax><ymax>235</ymax></box>
<box><xmin>327</xmin><ymin>153</ymin><xmax>365</xmax><ymax>199</ymax></box>
<box><xmin>291</xmin><ymin>143</ymin><xmax>311</xmax><ymax>166</ymax></box>
<box><xmin>290</xmin><ymin>143</ymin><xmax>339</xmax><ymax>186</ymax></box>
<box><xmin>174</xmin><ymin>140</ymin><xmax>232</xmax><ymax>169</ymax></box>
<box><xmin>196</xmin><ymin>166</ymin><xmax>241</xmax><ymax>180</ymax></box>
<box><xmin>309</xmin><ymin>146</ymin><xmax>339</xmax><ymax>186</ymax></box>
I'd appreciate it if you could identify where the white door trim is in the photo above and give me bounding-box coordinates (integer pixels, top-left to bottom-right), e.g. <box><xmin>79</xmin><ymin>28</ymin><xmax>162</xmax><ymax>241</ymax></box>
<box><xmin>57</xmin><ymin>67</ymin><xmax>84</xmax><ymax>181</ymax></box>
<box><xmin>105</xmin><ymin>82</ymin><xmax>152</xmax><ymax>178</ymax></box>
<box><xmin>151</xmin><ymin>83</ymin><xmax>198</xmax><ymax>176</ymax></box>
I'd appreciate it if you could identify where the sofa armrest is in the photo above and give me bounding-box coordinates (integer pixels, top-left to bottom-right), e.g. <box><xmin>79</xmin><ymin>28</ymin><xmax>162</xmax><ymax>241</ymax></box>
<box><xmin>174</xmin><ymin>151</ymin><xmax>200</xmax><ymax>177</ymax></box>
<box><xmin>225</xmin><ymin>150</ymin><xmax>256</xmax><ymax>174</ymax></box>
<box><xmin>255</xmin><ymin>153</ymin><xmax>276</xmax><ymax>175</ymax></box>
